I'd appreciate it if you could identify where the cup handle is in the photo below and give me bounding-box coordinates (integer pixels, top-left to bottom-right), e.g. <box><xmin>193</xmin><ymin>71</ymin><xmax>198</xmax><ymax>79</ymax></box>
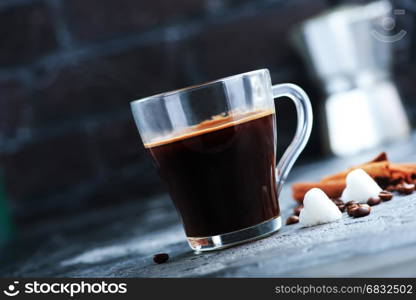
<box><xmin>272</xmin><ymin>83</ymin><xmax>313</xmax><ymax>194</ymax></box>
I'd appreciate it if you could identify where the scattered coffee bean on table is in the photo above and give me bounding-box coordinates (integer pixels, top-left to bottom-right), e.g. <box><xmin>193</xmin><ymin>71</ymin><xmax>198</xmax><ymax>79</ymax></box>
<box><xmin>379</xmin><ymin>190</ymin><xmax>393</xmax><ymax>201</ymax></box>
<box><xmin>286</xmin><ymin>215</ymin><xmax>299</xmax><ymax>225</ymax></box>
<box><xmin>352</xmin><ymin>204</ymin><xmax>371</xmax><ymax>218</ymax></box>
<box><xmin>153</xmin><ymin>253</ymin><xmax>169</xmax><ymax>264</ymax></box>
<box><xmin>367</xmin><ymin>197</ymin><xmax>381</xmax><ymax>206</ymax></box>
<box><xmin>386</xmin><ymin>185</ymin><xmax>397</xmax><ymax>192</ymax></box>
<box><xmin>332</xmin><ymin>198</ymin><xmax>344</xmax><ymax>206</ymax></box>
<box><xmin>397</xmin><ymin>183</ymin><xmax>415</xmax><ymax>195</ymax></box>
<box><xmin>338</xmin><ymin>204</ymin><xmax>346</xmax><ymax>212</ymax></box>
<box><xmin>293</xmin><ymin>205</ymin><xmax>303</xmax><ymax>216</ymax></box>
<box><xmin>346</xmin><ymin>200</ymin><xmax>358</xmax><ymax>206</ymax></box>
<box><xmin>347</xmin><ymin>204</ymin><xmax>360</xmax><ymax>216</ymax></box>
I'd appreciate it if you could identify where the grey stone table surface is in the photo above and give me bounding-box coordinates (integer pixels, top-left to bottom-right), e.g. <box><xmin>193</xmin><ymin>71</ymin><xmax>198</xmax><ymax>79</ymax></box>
<box><xmin>1</xmin><ymin>135</ymin><xmax>416</xmax><ymax>278</ymax></box>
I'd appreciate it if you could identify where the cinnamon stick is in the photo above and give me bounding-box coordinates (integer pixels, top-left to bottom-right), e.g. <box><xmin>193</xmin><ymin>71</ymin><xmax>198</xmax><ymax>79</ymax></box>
<box><xmin>389</xmin><ymin>163</ymin><xmax>416</xmax><ymax>182</ymax></box>
<box><xmin>321</xmin><ymin>161</ymin><xmax>390</xmax><ymax>183</ymax></box>
<box><xmin>292</xmin><ymin>180</ymin><xmax>346</xmax><ymax>203</ymax></box>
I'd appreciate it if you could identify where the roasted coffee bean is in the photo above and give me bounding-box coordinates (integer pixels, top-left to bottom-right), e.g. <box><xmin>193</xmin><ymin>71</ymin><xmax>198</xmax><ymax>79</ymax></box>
<box><xmin>367</xmin><ymin>197</ymin><xmax>381</xmax><ymax>206</ymax></box>
<box><xmin>397</xmin><ymin>183</ymin><xmax>415</xmax><ymax>195</ymax></box>
<box><xmin>338</xmin><ymin>204</ymin><xmax>346</xmax><ymax>212</ymax></box>
<box><xmin>386</xmin><ymin>185</ymin><xmax>397</xmax><ymax>192</ymax></box>
<box><xmin>347</xmin><ymin>204</ymin><xmax>359</xmax><ymax>216</ymax></box>
<box><xmin>346</xmin><ymin>200</ymin><xmax>358</xmax><ymax>206</ymax></box>
<box><xmin>379</xmin><ymin>190</ymin><xmax>393</xmax><ymax>201</ymax></box>
<box><xmin>352</xmin><ymin>204</ymin><xmax>371</xmax><ymax>218</ymax></box>
<box><xmin>293</xmin><ymin>205</ymin><xmax>303</xmax><ymax>216</ymax></box>
<box><xmin>286</xmin><ymin>215</ymin><xmax>299</xmax><ymax>225</ymax></box>
<box><xmin>347</xmin><ymin>203</ymin><xmax>359</xmax><ymax>210</ymax></box>
<box><xmin>153</xmin><ymin>253</ymin><xmax>169</xmax><ymax>264</ymax></box>
<box><xmin>332</xmin><ymin>198</ymin><xmax>344</xmax><ymax>206</ymax></box>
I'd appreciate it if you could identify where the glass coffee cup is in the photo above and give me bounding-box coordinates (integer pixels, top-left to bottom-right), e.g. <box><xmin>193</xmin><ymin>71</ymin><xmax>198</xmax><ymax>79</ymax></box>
<box><xmin>131</xmin><ymin>69</ymin><xmax>312</xmax><ymax>251</ymax></box>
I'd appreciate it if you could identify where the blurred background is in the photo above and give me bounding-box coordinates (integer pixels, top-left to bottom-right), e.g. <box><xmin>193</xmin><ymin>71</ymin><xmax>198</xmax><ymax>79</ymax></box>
<box><xmin>0</xmin><ymin>0</ymin><xmax>415</xmax><ymax>241</ymax></box>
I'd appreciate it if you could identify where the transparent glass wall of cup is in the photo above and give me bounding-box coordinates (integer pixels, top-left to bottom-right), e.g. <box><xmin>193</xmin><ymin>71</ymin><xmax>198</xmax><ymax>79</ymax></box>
<box><xmin>131</xmin><ymin>69</ymin><xmax>312</xmax><ymax>251</ymax></box>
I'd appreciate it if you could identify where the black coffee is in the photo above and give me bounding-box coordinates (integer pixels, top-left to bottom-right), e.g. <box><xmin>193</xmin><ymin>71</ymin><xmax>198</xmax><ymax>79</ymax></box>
<box><xmin>146</xmin><ymin>110</ymin><xmax>280</xmax><ymax>237</ymax></box>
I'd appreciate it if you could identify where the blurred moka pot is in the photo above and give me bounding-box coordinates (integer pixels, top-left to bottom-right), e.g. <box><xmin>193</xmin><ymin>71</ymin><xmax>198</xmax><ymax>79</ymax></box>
<box><xmin>293</xmin><ymin>0</ymin><xmax>410</xmax><ymax>156</ymax></box>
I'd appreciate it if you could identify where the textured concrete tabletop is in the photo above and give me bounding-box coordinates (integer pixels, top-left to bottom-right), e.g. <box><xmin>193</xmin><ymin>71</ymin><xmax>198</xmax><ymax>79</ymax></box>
<box><xmin>1</xmin><ymin>135</ymin><xmax>416</xmax><ymax>277</ymax></box>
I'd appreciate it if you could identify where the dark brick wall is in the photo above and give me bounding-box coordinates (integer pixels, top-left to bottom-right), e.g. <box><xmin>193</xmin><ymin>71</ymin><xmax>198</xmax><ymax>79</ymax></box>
<box><xmin>0</xmin><ymin>2</ymin><xmax>58</xmax><ymax>67</ymax></box>
<box><xmin>0</xmin><ymin>0</ymin><xmax>415</xmax><ymax>223</ymax></box>
<box><xmin>66</xmin><ymin>0</ymin><xmax>206</xmax><ymax>41</ymax></box>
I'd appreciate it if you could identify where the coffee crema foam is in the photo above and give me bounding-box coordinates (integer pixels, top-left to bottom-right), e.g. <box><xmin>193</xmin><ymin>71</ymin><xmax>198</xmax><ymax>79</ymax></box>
<box><xmin>144</xmin><ymin>109</ymin><xmax>275</xmax><ymax>148</ymax></box>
